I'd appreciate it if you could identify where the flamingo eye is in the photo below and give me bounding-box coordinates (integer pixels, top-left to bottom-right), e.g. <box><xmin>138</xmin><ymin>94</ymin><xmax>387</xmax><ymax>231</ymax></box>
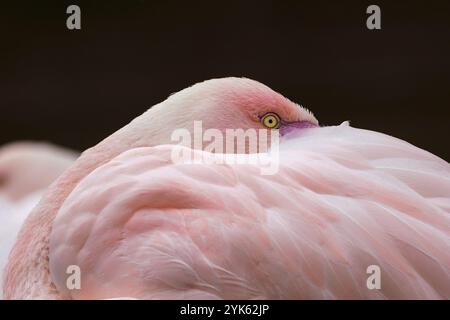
<box><xmin>261</xmin><ymin>113</ymin><xmax>281</xmax><ymax>129</ymax></box>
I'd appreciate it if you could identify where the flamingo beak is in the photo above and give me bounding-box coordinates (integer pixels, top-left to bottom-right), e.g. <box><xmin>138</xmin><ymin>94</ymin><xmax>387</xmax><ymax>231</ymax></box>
<box><xmin>279</xmin><ymin>121</ymin><xmax>318</xmax><ymax>136</ymax></box>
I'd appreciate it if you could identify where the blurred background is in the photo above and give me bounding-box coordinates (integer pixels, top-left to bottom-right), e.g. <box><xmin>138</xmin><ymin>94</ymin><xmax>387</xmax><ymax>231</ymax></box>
<box><xmin>1</xmin><ymin>0</ymin><xmax>449</xmax><ymax>160</ymax></box>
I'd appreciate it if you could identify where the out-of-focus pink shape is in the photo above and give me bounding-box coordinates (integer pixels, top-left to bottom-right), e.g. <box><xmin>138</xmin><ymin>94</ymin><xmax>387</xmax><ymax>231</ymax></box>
<box><xmin>0</xmin><ymin>142</ymin><xmax>77</xmax><ymax>298</ymax></box>
<box><xmin>0</xmin><ymin>142</ymin><xmax>78</xmax><ymax>201</ymax></box>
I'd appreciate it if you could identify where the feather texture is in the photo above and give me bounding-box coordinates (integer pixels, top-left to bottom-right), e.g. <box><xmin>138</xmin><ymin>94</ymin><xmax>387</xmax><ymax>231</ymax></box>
<box><xmin>0</xmin><ymin>192</ymin><xmax>43</xmax><ymax>299</ymax></box>
<box><xmin>49</xmin><ymin>124</ymin><xmax>450</xmax><ymax>299</ymax></box>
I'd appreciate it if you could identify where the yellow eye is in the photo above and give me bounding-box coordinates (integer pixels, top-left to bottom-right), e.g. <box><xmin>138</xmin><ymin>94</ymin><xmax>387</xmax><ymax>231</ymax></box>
<box><xmin>261</xmin><ymin>113</ymin><xmax>280</xmax><ymax>129</ymax></box>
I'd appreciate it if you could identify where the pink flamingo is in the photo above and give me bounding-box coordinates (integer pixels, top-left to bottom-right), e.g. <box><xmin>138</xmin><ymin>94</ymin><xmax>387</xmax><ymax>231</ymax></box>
<box><xmin>3</xmin><ymin>78</ymin><xmax>450</xmax><ymax>299</ymax></box>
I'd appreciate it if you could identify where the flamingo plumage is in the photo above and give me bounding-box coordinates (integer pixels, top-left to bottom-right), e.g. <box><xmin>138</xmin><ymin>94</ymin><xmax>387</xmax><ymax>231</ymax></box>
<box><xmin>3</xmin><ymin>78</ymin><xmax>450</xmax><ymax>299</ymax></box>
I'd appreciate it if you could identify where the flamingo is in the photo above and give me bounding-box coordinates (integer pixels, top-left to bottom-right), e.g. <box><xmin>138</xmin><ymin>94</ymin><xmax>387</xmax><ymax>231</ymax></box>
<box><xmin>0</xmin><ymin>142</ymin><xmax>77</xmax><ymax>298</ymax></box>
<box><xmin>3</xmin><ymin>78</ymin><xmax>450</xmax><ymax>299</ymax></box>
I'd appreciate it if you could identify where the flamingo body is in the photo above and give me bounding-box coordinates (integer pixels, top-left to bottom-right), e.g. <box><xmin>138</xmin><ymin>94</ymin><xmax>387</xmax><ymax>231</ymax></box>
<box><xmin>49</xmin><ymin>124</ymin><xmax>450</xmax><ymax>299</ymax></box>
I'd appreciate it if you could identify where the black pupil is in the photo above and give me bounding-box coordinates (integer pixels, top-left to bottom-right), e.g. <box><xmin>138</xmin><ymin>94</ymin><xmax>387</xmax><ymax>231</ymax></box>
<box><xmin>269</xmin><ymin>119</ymin><xmax>273</xmax><ymax>123</ymax></box>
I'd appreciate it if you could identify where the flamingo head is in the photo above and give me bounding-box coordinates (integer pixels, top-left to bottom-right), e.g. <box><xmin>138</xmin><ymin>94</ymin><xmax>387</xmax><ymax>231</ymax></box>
<box><xmin>136</xmin><ymin>77</ymin><xmax>319</xmax><ymax>152</ymax></box>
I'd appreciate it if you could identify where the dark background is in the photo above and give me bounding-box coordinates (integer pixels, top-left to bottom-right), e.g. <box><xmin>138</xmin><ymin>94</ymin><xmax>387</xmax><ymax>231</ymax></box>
<box><xmin>1</xmin><ymin>1</ymin><xmax>449</xmax><ymax>160</ymax></box>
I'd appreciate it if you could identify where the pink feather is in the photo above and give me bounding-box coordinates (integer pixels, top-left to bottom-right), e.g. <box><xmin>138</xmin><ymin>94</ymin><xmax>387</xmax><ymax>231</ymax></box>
<box><xmin>49</xmin><ymin>124</ymin><xmax>450</xmax><ymax>299</ymax></box>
